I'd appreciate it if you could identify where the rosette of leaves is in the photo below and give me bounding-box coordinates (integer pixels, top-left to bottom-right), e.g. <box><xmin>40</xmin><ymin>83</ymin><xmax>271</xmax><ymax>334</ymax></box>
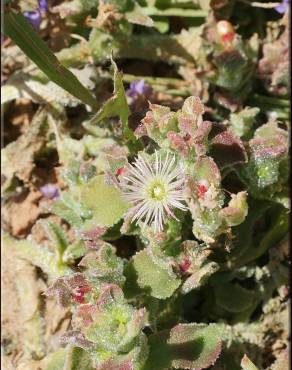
<box><xmin>197</xmin><ymin>20</ymin><xmax>259</xmax><ymax>109</ymax></box>
<box><xmin>258</xmin><ymin>15</ymin><xmax>289</xmax><ymax>97</ymax></box>
<box><xmin>229</xmin><ymin>107</ymin><xmax>260</xmax><ymax>139</ymax></box>
<box><xmin>79</xmin><ymin>243</ymin><xmax>126</xmax><ymax>286</ymax></box>
<box><xmin>135</xmin><ymin>96</ymin><xmax>248</xmax><ymax>166</ymax></box>
<box><xmin>60</xmin><ymin>284</ymin><xmax>149</xmax><ymax>370</ymax></box>
<box><xmin>176</xmin><ymin>240</ymin><xmax>219</xmax><ymax>294</ymax></box>
<box><xmin>238</xmin><ymin>119</ymin><xmax>289</xmax><ymax>208</ymax></box>
<box><xmin>143</xmin><ymin>323</ymin><xmax>222</xmax><ymax>370</ymax></box>
<box><xmin>50</xmin><ymin>163</ymin><xmax>130</xmax><ymax>236</ymax></box>
<box><xmin>135</xmin><ymin>96</ymin><xmax>249</xmax><ymax>244</ymax></box>
<box><xmin>127</xmin><ymin>227</ymin><xmax>219</xmax><ymax>300</ymax></box>
<box><xmin>46</xmin><ymin>244</ymin><xmax>224</xmax><ymax>370</ymax></box>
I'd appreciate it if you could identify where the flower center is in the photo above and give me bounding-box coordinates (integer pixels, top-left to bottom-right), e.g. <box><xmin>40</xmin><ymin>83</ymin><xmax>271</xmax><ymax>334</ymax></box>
<box><xmin>148</xmin><ymin>181</ymin><xmax>166</xmax><ymax>201</ymax></box>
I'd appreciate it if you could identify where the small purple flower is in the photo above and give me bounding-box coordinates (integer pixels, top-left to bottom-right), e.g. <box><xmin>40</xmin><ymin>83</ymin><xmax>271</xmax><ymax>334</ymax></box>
<box><xmin>23</xmin><ymin>10</ymin><xmax>42</xmax><ymax>29</ymax></box>
<box><xmin>40</xmin><ymin>183</ymin><xmax>60</xmax><ymax>200</ymax></box>
<box><xmin>126</xmin><ymin>80</ymin><xmax>152</xmax><ymax>99</ymax></box>
<box><xmin>275</xmin><ymin>0</ymin><xmax>289</xmax><ymax>14</ymax></box>
<box><xmin>39</xmin><ymin>0</ymin><xmax>48</xmax><ymax>12</ymax></box>
<box><xmin>23</xmin><ymin>0</ymin><xmax>48</xmax><ymax>29</ymax></box>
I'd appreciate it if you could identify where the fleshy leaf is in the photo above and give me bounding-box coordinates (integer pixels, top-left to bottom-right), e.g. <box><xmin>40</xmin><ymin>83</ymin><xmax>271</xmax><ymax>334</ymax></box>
<box><xmin>220</xmin><ymin>191</ymin><xmax>248</xmax><ymax>227</ymax></box>
<box><xmin>182</xmin><ymin>262</ymin><xmax>219</xmax><ymax>294</ymax></box>
<box><xmin>143</xmin><ymin>323</ymin><xmax>222</xmax><ymax>370</ymax></box>
<box><xmin>49</xmin><ymin>200</ymin><xmax>83</xmax><ymax>229</ymax></box>
<box><xmin>193</xmin><ymin>156</ymin><xmax>221</xmax><ymax>186</ymax></box>
<box><xmin>132</xmin><ymin>249</ymin><xmax>181</xmax><ymax>299</ymax></box>
<box><xmin>79</xmin><ymin>243</ymin><xmax>125</xmax><ymax>286</ymax></box>
<box><xmin>63</xmin><ymin>346</ymin><xmax>95</xmax><ymax>370</ymax></box>
<box><xmin>178</xmin><ymin>241</ymin><xmax>219</xmax><ymax>294</ymax></box>
<box><xmin>79</xmin><ymin>175</ymin><xmax>130</xmax><ymax>229</ymax></box>
<box><xmin>229</xmin><ymin>107</ymin><xmax>260</xmax><ymax>138</ymax></box>
<box><xmin>209</xmin><ymin>123</ymin><xmax>247</xmax><ymax>168</ymax></box>
<box><xmin>245</xmin><ymin>120</ymin><xmax>288</xmax><ymax>188</ymax></box>
<box><xmin>41</xmin><ymin>348</ymin><xmax>67</xmax><ymax>370</ymax></box>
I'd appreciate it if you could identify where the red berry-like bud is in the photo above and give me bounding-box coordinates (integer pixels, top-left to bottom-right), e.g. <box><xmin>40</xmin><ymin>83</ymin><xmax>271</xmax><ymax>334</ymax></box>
<box><xmin>72</xmin><ymin>286</ymin><xmax>91</xmax><ymax>304</ymax></box>
<box><xmin>197</xmin><ymin>184</ymin><xmax>208</xmax><ymax>198</ymax></box>
<box><xmin>116</xmin><ymin>167</ymin><xmax>126</xmax><ymax>176</ymax></box>
<box><xmin>179</xmin><ymin>259</ymin><xmax>191</xmax><ymax>273</ymax></box>
<box><xmin>216</xmin><ymin>20</ymin><xmax>235</xmax><ymax>44</ymax></box>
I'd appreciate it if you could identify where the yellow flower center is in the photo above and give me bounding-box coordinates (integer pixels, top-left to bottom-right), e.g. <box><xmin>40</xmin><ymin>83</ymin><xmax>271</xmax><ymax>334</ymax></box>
<box><xmin>148</xmin><ymin>181</ymin><xmax>166</xmax><ymax>201</ymax></box>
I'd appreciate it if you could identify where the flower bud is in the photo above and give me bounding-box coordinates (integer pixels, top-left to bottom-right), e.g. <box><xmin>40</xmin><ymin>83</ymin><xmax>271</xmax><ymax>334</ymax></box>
<box><xmin>216</xmin><ymin>20</ymin><xmax>235</xmax><ymax>44</ymax></box>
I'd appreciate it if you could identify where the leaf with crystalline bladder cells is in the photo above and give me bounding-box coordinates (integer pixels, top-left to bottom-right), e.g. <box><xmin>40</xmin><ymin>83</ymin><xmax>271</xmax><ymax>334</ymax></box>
<box><xmin>41</xmin><ymin>347</ymin><xmax>94</xmax><ymax>370</ymax></box>
<box><xmin>80</xmin><ymin>175</ymin><xmax>130</xmax><ymax>228</ymax></box>
<box><xmin>132</xmin><ymin>249</ymin><xmax>181</xmax><ymax>299</ymax></box>
<box><xmin>143</xmin><ymin>323</ymin><xmax>222</xmax><ymax>370</ymax></box>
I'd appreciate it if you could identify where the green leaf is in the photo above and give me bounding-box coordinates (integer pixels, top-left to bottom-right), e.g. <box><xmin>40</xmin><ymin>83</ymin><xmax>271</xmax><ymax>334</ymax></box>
<box><xmin>215</xmin><ymin>282</ymin><xmax>255</xmax><ymax>313</ymax></box>
<box><xmin>143</xmin><ymin>323</ymin><xmax>222</xmax><ymax>370</ymax></box>
<box><xmin>63</xmin><ymin>241</ymin><xmax>87</xmax><ymax>264</ymax></box>
<box><xmin>63</xmin><ymin>346</ymin><xmax>94</xmax><ymax>370</ymax></box>
<box><xmin>3</xmin><ymin>11</ymin><xmax>98</xmax><ymax>110</ymax></box>
<box><xmin>40</xmin><ymin>347</ymin><xmax>94</xmax><ymax>370</ymax></box>
<box><xmin>50</xmin><ymin>200</ymin><xmax>83</xmax><ymax>229</ymax></box>
<box><xmin>132</xmin><ymin>249</ymin><xmax>181</xmax><ymax>299</ymax></box>
<box><xmin>89</xmin><ymin>57</ymin><xmax>136</xmax><ymax>144</ymax></box>
<box><xmin>80</xmin><ymin>175</ymin><xmax>130</xmax><ymax>229</ymax></box>
<box><xmin>41</xmin><ymin>349</ymin><xmax>67</xmax><ymax>370</ymax></box>
<box><xmin>41</xmin><ymin>220</ymin><xmax>69</xmax><ymax>262</ymax></box>
<box><xmin>182</xmin><ymin>262</ymin><xmax>219</xmax><ymax>294</ymax></box>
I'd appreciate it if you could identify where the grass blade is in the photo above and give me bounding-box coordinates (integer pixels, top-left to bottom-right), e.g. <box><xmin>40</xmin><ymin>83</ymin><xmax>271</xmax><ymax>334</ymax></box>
<box><xmin>3</xmin><ymin>11</ymin><xmax>98</xmax><ymax>110</ymax></box>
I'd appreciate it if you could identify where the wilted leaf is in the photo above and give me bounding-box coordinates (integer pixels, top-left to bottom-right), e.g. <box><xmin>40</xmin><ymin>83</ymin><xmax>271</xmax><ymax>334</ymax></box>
<box><xmin>3</xmin><ymin>12</ymin><xmax>98</xmax><ymax>109</ymax></box>
<box><xmin>3</xmin><ymin>234</ymin><xmax>71</xmax><ymax>280</ymax></box>
<box><xmin>1</xmin><ymin>66</ymin><xmax>98</xmax><ymax>107</ymax></box>
<box><xmin>241</xmin><ymin>354</ymin><xmax>259</xmax><ymax>370</ymax></box>
<box><xmin>1</xmin><ymin>108</ymin><xmax>49</xmax><ymax>192</ymax></box>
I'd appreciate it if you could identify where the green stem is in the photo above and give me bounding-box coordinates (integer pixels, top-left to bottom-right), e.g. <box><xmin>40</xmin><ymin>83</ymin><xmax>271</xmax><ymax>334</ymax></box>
<box><xmin>250</xmin><ymin>94</ymin><xmax>290</xmax><ymax>107</ymax></box>
<box><xmin>142</xmin><ymin>7</ymin><xmax>208</xmax><ymax>17</ymax></box>
<box><xmin>122</xmin><ymin>74</ymin><xmax>187</xmax><ymax>88</ymax></box>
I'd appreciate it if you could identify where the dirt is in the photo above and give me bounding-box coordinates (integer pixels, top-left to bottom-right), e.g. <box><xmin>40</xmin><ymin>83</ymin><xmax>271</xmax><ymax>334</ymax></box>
<box><xmin>2</xmin><ymin>188</ymin><xmax>43</xmax><ymax>237</ymax></box>
<box><xmin>1</xmin><ymin>236</ymin><xmax>71</xmax><ymax>369</ymax></box>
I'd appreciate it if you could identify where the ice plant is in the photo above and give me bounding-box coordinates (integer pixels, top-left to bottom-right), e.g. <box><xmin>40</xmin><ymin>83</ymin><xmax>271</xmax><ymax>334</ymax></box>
<box><xmin>120</xmin><ymin>151</ymin><xmax>187</xmax><ymax>232</ymax></box>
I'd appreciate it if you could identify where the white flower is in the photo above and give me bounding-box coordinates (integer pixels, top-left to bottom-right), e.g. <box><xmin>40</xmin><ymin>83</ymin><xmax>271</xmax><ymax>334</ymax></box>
<box><xmin>120</xmin><ymin>151</ymin><xmax>187</xmax><ymax>232</ymax></box>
